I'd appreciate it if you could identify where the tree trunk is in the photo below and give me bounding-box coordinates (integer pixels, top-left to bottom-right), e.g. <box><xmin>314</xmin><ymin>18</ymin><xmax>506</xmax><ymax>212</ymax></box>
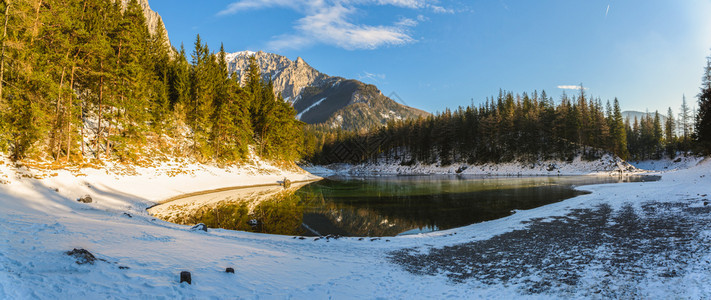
<box><xmin>105</xmin><ymin>107</ymin><xmax>111</xmax><ymax>157</ymax></box>
<box><xmin>66</xmin><ymin>63</ymin><xmax>77</xmax><ymax>161</ymax></box>
<box><xmin>81</xmin><ymin>99</ymin><xmax>84</xmax><ymax>157</ymax></box>
<box><xmin>106</xmin><ymin>42</ymin><xmax>122</xmax><ymax>158</ymax></box>
<box><xmin>0</xmin><ymin>0</ymin><xmax>11</xmax><ymax>103</ymax></box>
<box><xmin>55</xmin><ymin>63</ymin><xmax>67</xmax><ymax>160</ymax></box>
<box><xmin>30</xmin><ymin>0</ymin><xmax>42</xmax><ymax>44</ymax></box>
<box><xmin>97</xmin><ymin>61</ymin><xmax>103</xmax><ymax>159</ymax></box>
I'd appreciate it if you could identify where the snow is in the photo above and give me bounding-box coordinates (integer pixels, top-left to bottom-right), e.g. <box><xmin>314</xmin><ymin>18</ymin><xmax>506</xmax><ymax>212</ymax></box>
<box><xmin>628</xmin><ymin>155</ymin><xmax>704</xmax><ymax>172</ymax></box>
<box><xmin>1</xmin><ymin>152</ymin><xmax>711</xmax><ymax>298</ymax></box>
<box><xmin>308</xmin><ymin>154</ymin><xmax>642</xmax><ymax>177</ymax></box>
<box><xmin>225</xmin><ymin>50</ymin><xmax>256</xmax><ymax>62</ymax></box>
<box><xmin>296</xmin><ymin>97</ymin><xmax>327</xmax><ymax>120</ymax></box>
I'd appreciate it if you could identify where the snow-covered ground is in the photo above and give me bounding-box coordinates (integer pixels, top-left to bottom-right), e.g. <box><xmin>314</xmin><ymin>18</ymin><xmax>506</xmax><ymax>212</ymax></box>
<box><xmin>628</xmin><ymin>155</ymin><xmax>704</xmax><ymax>172</ymax></box>
<box><xmin>307</xmin><ymin>154</ymin><xmax>641</xmax><ymax>177</ymax></box>
<box><xmin>1</xmin><ymin>154</ymin><xmax>710</xmax><ymax>299</ymax></box>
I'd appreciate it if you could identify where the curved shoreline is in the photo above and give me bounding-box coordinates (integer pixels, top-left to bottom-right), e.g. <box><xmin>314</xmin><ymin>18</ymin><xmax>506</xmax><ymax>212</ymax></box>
<box><xmin>149</xmin><ymin>178</ymin><xmax>323</xmax><ymax>208</ymax></box>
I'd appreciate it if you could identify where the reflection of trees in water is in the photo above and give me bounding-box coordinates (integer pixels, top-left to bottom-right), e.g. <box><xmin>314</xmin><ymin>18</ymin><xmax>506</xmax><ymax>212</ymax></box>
<box><xmin>300</xmin><ymin>191</ymin><xmax>420</xmax><ymax>236</ymax></box>
<box><xmin>298</xmin><ymin>182</ymin><xmax>587</xmax><ymax>235</ymax></box>
<box><xmin>162</xmin><ymin>191</ymin><xmax>307</xmax><ymax>235</ymax></box>
<box><xmin>154</xmin><ymin>176</ymin><xmax>656</xmax><ymax>237</ymax></box>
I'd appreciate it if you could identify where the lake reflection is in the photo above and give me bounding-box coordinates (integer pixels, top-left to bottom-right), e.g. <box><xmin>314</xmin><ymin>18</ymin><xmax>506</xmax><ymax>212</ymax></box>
<box><xmin>149</xmin><ymin>175</ymin><xmax>659</xmax><ymax>237</ymax></box>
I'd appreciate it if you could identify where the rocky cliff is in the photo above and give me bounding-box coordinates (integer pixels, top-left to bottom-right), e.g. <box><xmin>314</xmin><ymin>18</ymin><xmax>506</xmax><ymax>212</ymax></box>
<box><xmin>226</xmin><ymin>51</ymin><xmax>429</xmax><ymax>130</ymax></box>
<box><xmin>120</xmin><ymin>0</ymin><xmax>170</xmax><ymax>46</ymax></box>
<box><xmin>226</xmin><ymin>51</ymin><xmax>329</xmax><ymax>102</ymax></box>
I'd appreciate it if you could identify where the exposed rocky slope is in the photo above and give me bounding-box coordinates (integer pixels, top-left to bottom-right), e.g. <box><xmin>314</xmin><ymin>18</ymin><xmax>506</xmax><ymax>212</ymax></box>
<box><xmin>226</xmin><ymin>51</ymin><xmax>429</xmax><ymax>130</ymax></box>
<box><xmin>120</xmin><ymin>0</ymin><xmax>170</xmax><ymax>46</ymax></box>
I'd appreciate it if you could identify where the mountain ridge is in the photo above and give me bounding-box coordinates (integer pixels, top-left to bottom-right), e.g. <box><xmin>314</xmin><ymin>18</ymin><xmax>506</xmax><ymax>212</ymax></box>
<box><xmin>225</xmin><ymin>51</ymin><xmax>429</xmax><ymax>130</ymax></box>
<box><xmin>120</xmin><ymin>0</ymin><xmax>170</xmax><ymax>46</ymax></box>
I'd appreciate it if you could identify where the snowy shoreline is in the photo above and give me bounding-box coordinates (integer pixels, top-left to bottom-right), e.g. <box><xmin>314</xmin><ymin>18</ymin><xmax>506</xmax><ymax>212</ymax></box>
<box><xmin>1</xmin><ymin>154</ymin><xmax>710</xmax><ymax>298</ymax></box>
<box><xmin>306</xmin><ymin>154</ymin><xmax>651</xmax><ymax>177</ymax></box>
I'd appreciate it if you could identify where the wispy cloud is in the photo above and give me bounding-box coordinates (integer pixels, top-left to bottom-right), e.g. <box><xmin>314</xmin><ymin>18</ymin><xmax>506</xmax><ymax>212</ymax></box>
<box><xmin>605</xmin><ymin>4</ymin><xmax>610</xmax><ymax>17</ymax></box>
<box><xmin>358</xmin><ymin>71</ymin><xmax>387</xmax><ymax>82</ymax></box>
<box><xmin>557</xmin><ymin>85</ymin><xmax>589</xmax><ymax>90</ymax></box>
<box><xmin>217</xmin><ymin>0</ymin><xmax>450</xmax><ymax>50</ymax></box>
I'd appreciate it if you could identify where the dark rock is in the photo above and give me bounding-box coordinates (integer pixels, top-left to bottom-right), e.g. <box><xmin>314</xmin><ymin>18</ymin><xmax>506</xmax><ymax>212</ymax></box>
<box><xmin>226</xmin><ymin>267</ymin><xmax>235</xmax><ymax>273</ymax></box>
<box><xmin>324</xmin><ymin>234</ymin><xmax>342</xmax><ymax>240</ymax></box>
<box><xmin>180</xmin><ymin>271</ymin><xmax>191</xmax><ymax>284</ymax></box>
<box><xmin>298</xmin><ymin>237</ymin><xmax>306</xmax><ymax>240</ymax></box>
<box><xmin>704</xmin><ymin>201</ymin><xmax>708</xmax><ymax>206</ymax></box>
<box><xmin>191</xmin><ymin>223</ymin><xmax>207</xmax><ymax>232</ymax></box>
<box><xmin>123</xmin><ymin>213</ymin><xmax>133</xmax><ymax>218</ymax></box>
<box><xmin>455</xmin><ymin>166</ymin><xmax>468</xmax><ymax>174</ymax></box>
<box><xmin>118</xmin><ymin>266</ymin><xmax>130</xmax><ymax>270</ymax></box>
<box><xmin>547</xmin><ymin>164</ymin><xmax>557</xmax><ymax>172</ymax></box>
<box><xmin>247</xmin><ymin>219</ymin><xmax>258</xmax><ymax>226</ymax></box>
<box><xmin>77</xmin><ymin>194</ymin><xmax>93</xmax><ymax>203</ymax></box>
<box><xmin>66</xmin><ymin>248</ymin><xmax>96</xmax><ymax>265</ymax></box>
<box><xmin>358</xmin><ymin>237</ymin><xmax>364</xmax><ymax>241</ymax></box>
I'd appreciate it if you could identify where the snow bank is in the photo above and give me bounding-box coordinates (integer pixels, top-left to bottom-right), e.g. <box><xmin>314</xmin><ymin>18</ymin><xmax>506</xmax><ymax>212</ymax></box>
<box><xmin>308</xmin><ymin>154</ymin><xmax>641</xmax><ymax>177</ymax></box>
<box><xmin>1</xmin><ymin>153</ymin><xmax>710</xmax><ymax>299</ymax></box>
<box><xmin>628</xmin><ymin>155</ymin><xmax>704</xmax><ymax>172</ymax></box>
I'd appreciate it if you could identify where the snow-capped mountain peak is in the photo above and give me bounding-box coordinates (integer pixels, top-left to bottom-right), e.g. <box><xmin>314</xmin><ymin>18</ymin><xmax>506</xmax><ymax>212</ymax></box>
<box><xmin>224</xmin><ymin>51</ymin><xmax>428</xmax><ymax>130</ymax></box>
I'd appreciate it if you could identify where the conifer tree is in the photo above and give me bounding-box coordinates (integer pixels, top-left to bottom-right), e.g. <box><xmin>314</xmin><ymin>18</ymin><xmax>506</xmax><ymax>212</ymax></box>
<box><xmin>188</xmin><ymin>34</ymin><xmax>216</xmax><ymax>157</ymax></box>
<box><xmin>652</xmin><ymin>111</ymin><xmax>663</xmax><ymax>158</ymax></box>
<box><xmin>697</xmin><ymin>52</ymin><xmax>711</xmax><ymax>153</ymax></box>
<box><xmin>679</xmin><ymin>95</ymin><xmax>692</xmax><ymax>152</ymax></box>
<box><xmin>611</xmin><ymin>98</ymin><xmax>628</xmax><ymax>159</ymax></box>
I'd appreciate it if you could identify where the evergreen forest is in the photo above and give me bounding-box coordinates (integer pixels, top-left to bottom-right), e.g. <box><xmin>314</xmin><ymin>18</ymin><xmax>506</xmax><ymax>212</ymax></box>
<box><xmin>0</xmin><ymin>0</ymin><xmax>302</xmax><ymax>163</ymax></box>
<box><xmin>1</xmin><ymin>0</ymin><xmax>710</xmax><ymax>166</ymax></box>
<box><xmin>304</xmin><ymin>86</ymin><xmax>708</xmax><ymax>165</ymax></box>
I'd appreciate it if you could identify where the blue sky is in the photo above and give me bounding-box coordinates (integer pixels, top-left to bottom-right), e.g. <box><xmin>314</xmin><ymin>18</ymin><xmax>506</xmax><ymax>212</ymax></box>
<box><xmin>150</xmin><ymin>0</ymin><xmax>711</xmax><ymax>115</ymax></box>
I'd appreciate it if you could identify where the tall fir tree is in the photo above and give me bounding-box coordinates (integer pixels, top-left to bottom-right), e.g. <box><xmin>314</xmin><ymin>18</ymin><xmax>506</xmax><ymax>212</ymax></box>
<box><xmin>696</xmin><ymin>51</ymin><xmax>711</xmax><ymax>153</ymax></box>
<box><xmin>665</xmin><ymin>107</ymin><xmax>676</xmax><ymax>157</ymax></box>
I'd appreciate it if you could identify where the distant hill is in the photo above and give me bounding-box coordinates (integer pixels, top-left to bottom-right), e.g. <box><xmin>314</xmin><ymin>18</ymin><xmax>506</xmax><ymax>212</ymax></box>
<box><xmin>225</xmin><ymin>51</ymin><xmax>429</xmax><ymax>131</ymax></box>
<box><xmin>622</xmin><ymin>111</ymin><xmax>667</xmax><ymax>123</ymax></box>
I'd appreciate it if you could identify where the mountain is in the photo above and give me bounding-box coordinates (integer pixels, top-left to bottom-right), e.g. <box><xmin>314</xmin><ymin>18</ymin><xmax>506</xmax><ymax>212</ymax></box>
<box><xmin>120</xmin><ymin>0</ymin><xmax>170</xmax><ymax>47</ymax></box>
<box><xmin>225</xmin><ymin>51</ymin><xmax>429</xmax><ymax>130</ymax></box>
<box><xmin>622</xmin><ymin>111</ymin><xmax>667</xmax><ymax>123</ymax></box>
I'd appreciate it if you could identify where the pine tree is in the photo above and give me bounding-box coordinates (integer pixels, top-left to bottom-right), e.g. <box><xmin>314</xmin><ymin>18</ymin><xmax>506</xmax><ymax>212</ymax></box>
<box><xmin>170</xmin><ymin>43</ymin><xmax>190</xmax><ymax>109</ymax></box>
<box><xmin>149</xmin><ymin>19</ymin><xmax>171</xmax><ymax>137</ymax></box>
<box><xmin>188</xmin><ymin>34</ymin><xmax>216</xmax><ymax>158</ymax></box>
<box><xmin>665</xmin><ymin>107</ymin><xmax>676</xmax><ymax>157</ymax></box>
<box><xmin>696</xmin><ymin>52</ymin><xmax>711</xmax><ymax>153</ymax></box>
<box><xmin>611</xmin><ymin>98</ymin><xmax>628</xmax><ymax>159</ymax></box>
<box><xmin>210</xmin><ymin>44</ymin><xmax>251</xmax><ymax>161</ymax></box>
<box><xmin>679</xmin><ymin>95</ymin><xmax>692</xmax><ymax>151</ymax></box>
<box><xmin>652</xmin><ymin>111</ymin><xmax>663</xmax><ymax>158</ymax></box>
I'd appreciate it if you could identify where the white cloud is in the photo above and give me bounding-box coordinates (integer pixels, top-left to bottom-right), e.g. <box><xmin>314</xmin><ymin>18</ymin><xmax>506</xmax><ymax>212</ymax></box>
<box><xmin>217</xmin><ymin>0</ymin><xmax>298</xmax><ymax>16</ymax></box>
<box><xmin>358</xmin><ymin>71</ymin><xmax>387</xmax><ymax>82</ymax></box>
<box><xmin>430</xmin><ymin>5</ymin><xmax>454</xmax><ymax>14</ymax></box>
<box><xmin>217</xmin><ymin>0</ymin><xmax>452</xmax><ymax>50</ymax></box>
<box><xmin>557</xmin><ymin>85</ymin><xmax>589</xmax><ymax>90</ymax></box>
<box><xmin>396</xmin><ymin>17</ymin><xmax>419</xmax><ymax>27</ymax></box>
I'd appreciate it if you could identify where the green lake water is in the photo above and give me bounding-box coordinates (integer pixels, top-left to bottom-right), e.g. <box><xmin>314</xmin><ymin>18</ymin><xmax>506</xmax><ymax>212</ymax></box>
<box><xmin>152</xmin><ymin>175</ymin><xmax>659</xmax><ymax>237</ymax></box>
